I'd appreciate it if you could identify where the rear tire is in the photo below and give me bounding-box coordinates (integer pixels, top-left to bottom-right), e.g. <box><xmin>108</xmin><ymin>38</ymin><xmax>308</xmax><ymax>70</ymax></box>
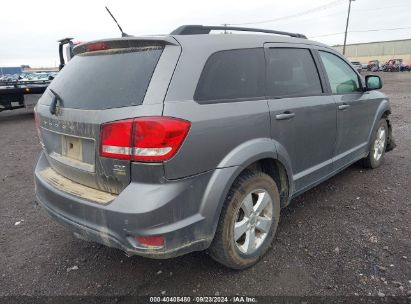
<box><xmin>363</xmin><ymin>119</ymin><xmax>388</xmax><ymax>169</ymax></box>
<box><xmin>209</xmin><ymin>170</ymin><xmax>280</xmax><ymax>269</ymax></box>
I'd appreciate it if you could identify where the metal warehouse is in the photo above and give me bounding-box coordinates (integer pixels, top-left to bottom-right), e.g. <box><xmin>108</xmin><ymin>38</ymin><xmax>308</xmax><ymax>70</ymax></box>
<box><xmin>0</xmin><ymin>67</ymin><xmax>22</xmax><ymax>75</ymax></box>
<box><xmin>334</xmin><ymin>39</ymin><xmax>411</xmax><ymax>63</ymax></box>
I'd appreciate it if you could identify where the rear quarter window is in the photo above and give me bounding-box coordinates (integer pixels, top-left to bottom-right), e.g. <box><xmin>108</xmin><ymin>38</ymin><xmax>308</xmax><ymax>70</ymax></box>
<box><xmin>44</xmin><ymin>47</ymin><xmax>163</xmax><ymax>110</ymax></box>
<box><xmin>194</xmin><ymin>48</ymin><xmax>265</xmax><ymax>103</ymax></box>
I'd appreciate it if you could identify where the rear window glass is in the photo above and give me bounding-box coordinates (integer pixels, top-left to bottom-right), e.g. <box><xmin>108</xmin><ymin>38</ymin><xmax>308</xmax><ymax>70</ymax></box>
<box><xmin>194</xmin><ymin>48</ymin><xmax>265</xmax><ymax>103</ymax></box>
<box><xmin>266</xmin><ymin>48</ymin><xmax>323</xmax><ymax>98</ymax></box>
<box><xmin>45</xmin><ymin>47</ymin><xmax>163</xmax><ymax>110</ymax></box>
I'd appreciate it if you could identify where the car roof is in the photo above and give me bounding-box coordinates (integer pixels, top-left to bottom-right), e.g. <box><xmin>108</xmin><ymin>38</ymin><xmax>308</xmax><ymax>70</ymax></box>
<box><xmin>170</xmin><ymin>33</ymin><xmax>330</xmax><ymax>51</ymax></box>
<box><xmin>78</xmin><ymin>25</ymin><xmax>334</xmax><ymax>56</ymax></box>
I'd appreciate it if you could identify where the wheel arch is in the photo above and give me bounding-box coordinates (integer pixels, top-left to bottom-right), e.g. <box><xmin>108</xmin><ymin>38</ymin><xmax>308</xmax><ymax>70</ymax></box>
<box><xmin>367</xmin><ymin>99</ymin><xmax>391</xmax><ymax>145</ymax></box>
<box><xmin>245</xmin><ymin>158</ymin><xmax>291</xmax><ymax>208</ymax></box>
<box><xmin>381</xmin><ymin>109</ymin><xmax>396</xmax><ymax>151</ymax></box>
<box><xmin>368</xmin><ymin>101</ymin><xmax>395</xmax><ymax>152</ymax></box>
<box><xmin>215</xmin><ymin>137</ymin><xmax>293</xmax><ymax>207</ymax></box>
<box><xmin>199</xmin><ymin>139</ymin><xmax>293</xmax><ymax>248</ymax></box>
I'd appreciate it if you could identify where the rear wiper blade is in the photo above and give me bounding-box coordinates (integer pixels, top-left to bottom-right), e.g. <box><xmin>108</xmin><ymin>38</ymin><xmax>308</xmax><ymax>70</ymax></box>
<box><xmin>49</xmin><ymin>88</ymin><xmax>64</xmax><ymax>115</ymax></box>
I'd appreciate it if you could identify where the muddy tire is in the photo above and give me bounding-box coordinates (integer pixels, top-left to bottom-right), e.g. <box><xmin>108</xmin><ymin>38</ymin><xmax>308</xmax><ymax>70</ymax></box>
<box><xmin>363</xmin><ymin>119</ymin><xmax>388</xmax><ymax>169</ymax></box>
<box><xmin>209</xmin><ymin>170</ymin><xmax>280</xmax><ymax>269</ymax></box>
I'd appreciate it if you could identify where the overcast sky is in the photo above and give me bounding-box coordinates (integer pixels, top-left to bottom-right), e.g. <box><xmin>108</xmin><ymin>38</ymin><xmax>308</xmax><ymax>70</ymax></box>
<box><xmin>1</xmin><ymin>0</ymin><xmax>410</xmax><ymax>67</ymax></box>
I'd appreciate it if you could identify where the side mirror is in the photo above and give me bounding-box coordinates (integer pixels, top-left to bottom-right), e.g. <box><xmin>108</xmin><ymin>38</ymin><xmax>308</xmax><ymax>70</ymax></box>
<box><xmin>365</xmin><ymin>75</ymin><xmax>382</xmax><ymax>91</ymax></box>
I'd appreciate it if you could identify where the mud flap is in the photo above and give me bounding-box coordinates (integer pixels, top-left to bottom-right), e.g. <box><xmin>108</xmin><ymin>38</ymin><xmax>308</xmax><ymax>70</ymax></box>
<box><xmin>386</xmin><ymin>119</ymin><xmax>396</xmax><ymax>152</ymax></box>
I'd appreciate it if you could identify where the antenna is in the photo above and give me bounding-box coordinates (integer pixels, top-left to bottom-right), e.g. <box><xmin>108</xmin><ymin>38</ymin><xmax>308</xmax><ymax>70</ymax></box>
<box><xmin>105</xmin><ymin>6</ymin><xmax>128</xmax><ymax>37</ymax></box>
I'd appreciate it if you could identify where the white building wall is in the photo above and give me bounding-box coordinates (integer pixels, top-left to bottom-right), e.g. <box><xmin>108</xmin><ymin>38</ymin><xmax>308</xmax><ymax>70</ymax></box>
<box><xmin>333</xmin><ymin>39</ymin><xmax>411</xmax><ymax>63</ymax></box>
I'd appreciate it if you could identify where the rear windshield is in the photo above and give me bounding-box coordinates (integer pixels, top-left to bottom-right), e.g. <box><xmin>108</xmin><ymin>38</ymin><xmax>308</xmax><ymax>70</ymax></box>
<box><xmin>45</xmin><ymin>47</ymin><xmax>163</xmax><ymax>110</ymax></box>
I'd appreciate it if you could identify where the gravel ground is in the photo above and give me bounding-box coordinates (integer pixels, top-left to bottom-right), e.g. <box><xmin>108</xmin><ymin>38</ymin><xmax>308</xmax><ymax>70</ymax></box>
<box><xmin>0</xmin><ymin>72</ymin><xmax>410</xmax><ymax>299</ymax></box>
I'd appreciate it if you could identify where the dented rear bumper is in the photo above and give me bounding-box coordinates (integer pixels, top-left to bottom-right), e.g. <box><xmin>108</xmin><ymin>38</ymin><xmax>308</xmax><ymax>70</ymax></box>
<box><xmin>34</xmin><ymin>152</ymin><xmax>215</xmax><ymax>258</ymax></box>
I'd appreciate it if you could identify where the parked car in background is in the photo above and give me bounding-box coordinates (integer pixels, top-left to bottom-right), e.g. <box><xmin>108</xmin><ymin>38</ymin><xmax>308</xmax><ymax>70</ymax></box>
<box><xmin>48</xmin><ymin>72</ymin><xmax>58</xmax><ymax>80</ymax></box>
<box><xmin>351</xmin><ymin>61</ymin><xmax>362</xmax><ymax>73</ymax></box>
<box><xmin>384</xmin><ymin>59</ymin><xmax>402</xmax><ymax>72</ymax></box>
<box><xmin>0</xmin><ymin>74</ymin><xmax>19</xmax><ymax>82</ymax></box>
<box><xmin>403</xmin><ymin>61</ymin><xmax>411</xmax><ymax>71</ymax></box>
<box><xmin>19</xmin><ymin>73</ymin><xmax>33</xmax><ymax>81</ymax></box>
<box><xmin>0</xmin><ymin>71</ymin><xmax>53</xmax><ymax>112</ymax></box>
<box><xmin>368</xmin><ymin>60</ymin><xmax>380</xmax><ymax>72</ymax></box>
<box><xmin>399</xmin><ymin>61</ymin><xmax>411</xmax><ymax>72</ymax></box>
<box><xmin>34</xmin><ymin>25</ymin><xmax>395</xmax><ymax>269</ymax></box>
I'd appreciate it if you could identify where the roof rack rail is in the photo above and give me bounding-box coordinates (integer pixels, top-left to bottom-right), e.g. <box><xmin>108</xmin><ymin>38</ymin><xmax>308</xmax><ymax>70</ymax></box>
<box><xmin>170</xmin><ymin>25</ymin><xmax>307</xmax><ymax>39</ymax></box>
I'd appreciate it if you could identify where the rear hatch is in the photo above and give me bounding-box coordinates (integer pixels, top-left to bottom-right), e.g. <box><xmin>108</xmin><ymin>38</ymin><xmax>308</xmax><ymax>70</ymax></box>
<box><xmin>36</xmin><ymin>38</ymin><xmax>180</xmax><ymax>194</ymax></box>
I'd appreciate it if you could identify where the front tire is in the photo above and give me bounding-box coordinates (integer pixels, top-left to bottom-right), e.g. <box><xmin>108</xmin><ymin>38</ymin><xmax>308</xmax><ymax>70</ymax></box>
<box><xmin>363</xmin><ymin>119</ymin><xmax>388</xmax><ymax>168</ymax></box>
<box><xmin>209</xmin><ymin>170</ymin><xmax>280</xmax><ymax>269</ymax></box>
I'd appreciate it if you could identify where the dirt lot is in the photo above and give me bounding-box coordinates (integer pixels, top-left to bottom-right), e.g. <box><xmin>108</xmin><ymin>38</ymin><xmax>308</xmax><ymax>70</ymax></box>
<box><xmin>0</xmin><ymin>72</ymin><xmax>410</xmax><ymax>299</ymax></box>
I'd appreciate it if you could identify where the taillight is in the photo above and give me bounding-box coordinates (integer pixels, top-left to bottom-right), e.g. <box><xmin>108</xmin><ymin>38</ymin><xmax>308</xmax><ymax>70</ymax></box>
<box><xmin>85</xmin><ymin>42</ymin><xmax>109</xmax><ymax>52</ymax></box>
<box><xmin>132</xmin><ymin>117</ymin><xmax>191</xmax><ymax>162</ymax></box>
<box><xmin>34</xmin><ymin>107</ymin><xmax>43</xmax><ymax>144</ymax></box>
<box><xmin>100</xmin><ymin>117</ymin><xmax>191</xmax><ymax>162</ymax></box>
<box><xmin>136</xmin><ymin>235</ymin><xmax>164</xmax><ymax>248</ymax></box>
<box><xmin>100</xmin><ymin>119</ymin><xmax>133</xmax><ymax>160</ymax></box>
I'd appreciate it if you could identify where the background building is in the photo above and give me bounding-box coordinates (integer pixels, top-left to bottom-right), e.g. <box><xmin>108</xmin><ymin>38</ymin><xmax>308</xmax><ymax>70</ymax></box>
<box><xmin>0</xmin><ymin>67</ymin><xmax>22</xmax><ymax>75</ymax></box>
<box><xmin>0</xmin><ymin>66</ymin><xmax>58</xmax><ymax>76</ymax></box>
<box><xmin>334</xmin><ymin>39</ymin><xmax>411</xmax><ymax>64</ymax></box>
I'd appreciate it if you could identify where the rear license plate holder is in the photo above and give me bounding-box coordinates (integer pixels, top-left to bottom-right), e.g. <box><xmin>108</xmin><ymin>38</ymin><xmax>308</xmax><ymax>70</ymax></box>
<box><xmin>62</xmin><ymin>135</ymin><xmax>83</xmax><ymax>161</ymax></box>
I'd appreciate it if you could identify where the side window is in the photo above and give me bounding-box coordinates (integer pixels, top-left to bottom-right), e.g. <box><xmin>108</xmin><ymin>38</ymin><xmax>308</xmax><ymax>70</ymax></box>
<box><xmin>266</xmin><ymin>48</ymin><xmax>323</xmax><ymax>98</ymax></box>
<box><xmin>319</xmin><ymin>51</ymin><xmax>362</xmax><ymax>94</ymax></box>
<box><xmin>194</xmin><ymin>48</ymin><xmax>265</xmax><ymax>103</ymax></box>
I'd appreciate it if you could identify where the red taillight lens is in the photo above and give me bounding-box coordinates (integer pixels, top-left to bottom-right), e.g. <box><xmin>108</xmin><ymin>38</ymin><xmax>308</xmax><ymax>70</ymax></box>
<box><xmin>85</xmin><ymin>42</ymin><xmax>109</xmax><ymax>52</ymax></box>
<box><xmin>136</xmin><ymin>235</ymin><xmax>165</xmax><ymax>248</ymax></box>
<box><xmin>100</xmin><ymin>119</ymin><xmax>133</xmax><ymax>160</ymax></box>
<box><xmin>34</xmin><ymin>108</ymin><xmax>39</xmax><ymax>129</ymax></box>
<box><xmin>34</xmin><ymin>107</ymin><xmax>43</xmax><ymax>144</ymax></box>
<box><xmin>132</xmin><ymin>117</ymin><xmax>191</xmax><ymax>162</ymax></box>
<box><xmin>100</xmin><ymin>117</ymin><xmax>190</xmax><ymax>162</ymax></box>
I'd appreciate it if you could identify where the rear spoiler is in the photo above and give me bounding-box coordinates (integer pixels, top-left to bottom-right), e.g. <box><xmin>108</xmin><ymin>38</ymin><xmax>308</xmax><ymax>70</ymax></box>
<box><xmin>58</xmin><ymin>38</ymin><xmax>74</xmax><ymax>71</ymax></box>
<box><xmin>73</xmin><ymin>37</ymin><xmax>179</xmax><ymax>56</ymax></box>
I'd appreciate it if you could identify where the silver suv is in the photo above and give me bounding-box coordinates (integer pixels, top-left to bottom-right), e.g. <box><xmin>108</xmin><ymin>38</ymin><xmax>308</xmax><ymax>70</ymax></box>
<box><xmin>34</xmin><ymin>25</ymin><xmax>395</xmax><ymax>269</ymax></box>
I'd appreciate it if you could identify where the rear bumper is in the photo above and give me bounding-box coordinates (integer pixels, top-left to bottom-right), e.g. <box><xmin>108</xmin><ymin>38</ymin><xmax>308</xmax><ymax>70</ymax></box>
<box><xmin>34</xmin><ymin>152</ymin><xmax>230</xmax><ymax>259</ymax></box>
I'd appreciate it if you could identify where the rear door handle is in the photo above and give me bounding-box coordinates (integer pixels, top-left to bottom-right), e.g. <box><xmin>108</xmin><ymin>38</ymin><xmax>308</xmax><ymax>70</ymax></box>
<box><xmin>275</xmin><ymin>112</ymin><xmax>295</xmax><ymax>120</ymax></box>
<box><xmin>338</xmin><ymin>104</ymin><xmax>350</xmax><ymax>110</ymax></box>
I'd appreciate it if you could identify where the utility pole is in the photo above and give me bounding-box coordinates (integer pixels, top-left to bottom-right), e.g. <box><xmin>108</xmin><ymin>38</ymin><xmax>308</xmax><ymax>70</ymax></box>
<box><xmin>343</xmin><ymin>0</ymin><xmax>355</xmax><ymax>55</ymax></box>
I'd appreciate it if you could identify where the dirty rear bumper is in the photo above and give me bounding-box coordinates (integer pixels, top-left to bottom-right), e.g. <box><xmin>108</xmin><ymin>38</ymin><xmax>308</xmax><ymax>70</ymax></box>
<box><xmin>34</xmin><ymin>152</ymin><xmax>226</xmax><ymax>259</ymax></box>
